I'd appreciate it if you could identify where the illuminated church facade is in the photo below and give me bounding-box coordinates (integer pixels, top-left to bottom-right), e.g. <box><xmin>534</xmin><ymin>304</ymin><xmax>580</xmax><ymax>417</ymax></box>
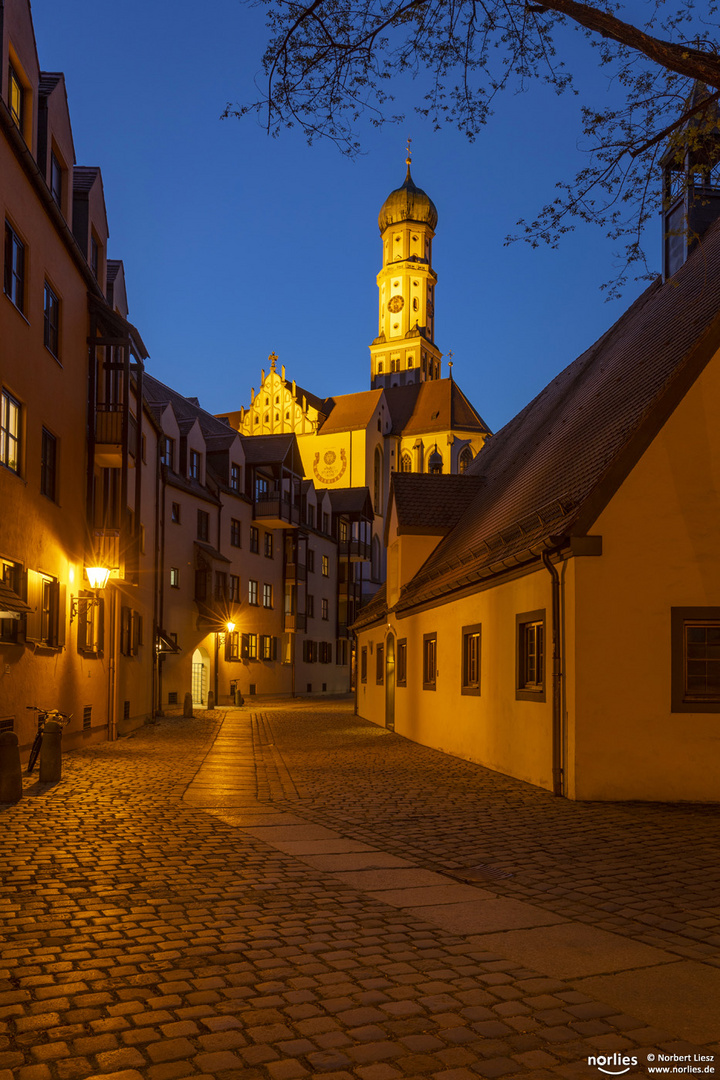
<box><xmin>219</xmin><ymin>161</ymin><xmax>491</xmax><ymax>593</ymax></box>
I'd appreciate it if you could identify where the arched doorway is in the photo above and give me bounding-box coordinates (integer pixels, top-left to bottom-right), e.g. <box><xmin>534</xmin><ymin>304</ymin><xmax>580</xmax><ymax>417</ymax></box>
<box><xmin>385</xmin><ymin>633</ymin><xmax>395</xmax><ymax>731</ymax></box>
<box><xmin>191</xmin><ymin>647</ymin><xmax>211</xmax><ymax>705</ymax></box>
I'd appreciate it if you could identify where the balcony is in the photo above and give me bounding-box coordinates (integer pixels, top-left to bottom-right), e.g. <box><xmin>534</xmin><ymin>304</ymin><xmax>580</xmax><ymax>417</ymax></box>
<box><xmin>340</xmin><ymin>538</ymin><xmax>371</xmax><ymax>562</ymax></box>
<box><xmin>284</xmin><ymin>611</ymin><xmax>307</xmax><ymax>632</ymax></box>
<box><xmin>284</xmin><ymin>560</ymin><xmax>307</xmax><ymax>583</ymax></box>
<box><xmin>91</xmin><ymin>528</ymin><xmax>126</xmax><ymax>581</ymax></box>
<box><xmin>255</xmin><ymin>494</ymin><xmax>300</xmax><ymax>529</ymax></box>
<box><xmin>94</xmin><ymin>406</ymin><xmax>137</xmax><ymax>468</ymax></box>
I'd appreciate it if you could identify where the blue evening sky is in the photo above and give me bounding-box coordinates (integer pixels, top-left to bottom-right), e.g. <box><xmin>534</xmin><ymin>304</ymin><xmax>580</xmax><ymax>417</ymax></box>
<box><xmin>30</xmin><ymin>0</ymin><xmax>660</xmax><ymax>432</ymax></box>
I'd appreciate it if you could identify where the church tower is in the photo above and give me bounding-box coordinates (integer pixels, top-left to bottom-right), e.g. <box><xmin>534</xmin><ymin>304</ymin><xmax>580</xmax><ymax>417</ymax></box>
<box><xmin>370</xmin><ymin>153</ymin><xmax>443</xmax><ymax>389</ymax></box>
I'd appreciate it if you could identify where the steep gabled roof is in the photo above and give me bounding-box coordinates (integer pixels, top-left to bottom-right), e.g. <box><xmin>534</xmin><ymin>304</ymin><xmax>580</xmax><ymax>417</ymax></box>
<box><xmin>239</xmin><ymin>433</ymin><xmax>298</xmax><ymax>466</ymax></box>
<box><xmin>319</xmin><ymin>390</ymin><xmax>383</xmax><ymax>434</ymax></box>
<box><xmin>391</xmin><ymin>473</ymin><xmax>486</xmax><ymax>536</ymax></box>
<box><xmin>388</xmin><ymin>217</ymin><xmax>720</xmax><ymax>615</ymax></box>
<box><xmin>384</xmin><ymin>379</ymin><xmax>490</xmax><ymax>437</ymax></box>
<box><xmin>283</xmin><ymin>379</ymin><xmax>327</xmax><ymax>415</ymax></box>
<box><xmin>143</xmin><ymin>373</ymin><xmax>235</xmax><ymax>439</ymax></box>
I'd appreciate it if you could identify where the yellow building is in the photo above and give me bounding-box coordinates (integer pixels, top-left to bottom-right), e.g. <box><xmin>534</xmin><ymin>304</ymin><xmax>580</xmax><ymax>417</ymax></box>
<box><xmin>219</xmin><ymin>164</ymin><xmax>491</xmax><ymax>594</ymax></box>
<box><xmin>355</xmin><ymin>123</ymin><xmax>720</xmax><ymax>800</ymax></box>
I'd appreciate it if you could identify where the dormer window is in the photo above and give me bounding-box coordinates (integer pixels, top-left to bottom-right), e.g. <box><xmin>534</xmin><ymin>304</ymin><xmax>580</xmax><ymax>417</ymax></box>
<box><xmin>160</xmin><ymin>436</ymin><xmax>174</xmax><ymax>468</ymax></box>
<box><xmin>230</xmin><ymin>463</ymin><xmax>240</xmax><ymax>492</ymax></box>
<box><xmin>189</xmin><ymin>449</ymin><xmax>200</xmax><ymax>480</ymax></box>
<box><xmin>50</xmin><ymin>153</ymin><xmax>63</xmax><ymax>207</ymax></box>
<box><xmin>8</xmin><ymin>63</ymin><xmax>24</xmax><ymax>133</ymax></box>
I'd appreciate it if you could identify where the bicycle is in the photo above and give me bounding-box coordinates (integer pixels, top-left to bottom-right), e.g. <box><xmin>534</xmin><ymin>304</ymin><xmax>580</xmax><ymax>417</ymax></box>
<box><xmin>26</xmin><ymin>706</ymin><xmax>72</xmax><ymax>774</ymax></box>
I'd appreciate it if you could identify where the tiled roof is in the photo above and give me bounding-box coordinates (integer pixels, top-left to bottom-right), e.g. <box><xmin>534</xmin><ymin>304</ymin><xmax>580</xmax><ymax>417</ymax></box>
<box><xmin>239</xmin><ymin>434</ymin><xmax>297</xmax><ymax>465</ymax></box>
<box><xmin>353</xmin><ymin>584</ymin><xmax>388</xmax><ymax>631</ymax></box>
<box><xmin>319</xmin><ymin>390</ymin><xmax>383</xmax><ymax>434</ymax></box>
<box><xmin>394</xmin><ymin>219</ymin><xmax>720</xmax><ymax>614</ymax></box>
<box><xmin>384</xmin><ymin>379</ymin><xmax>491</xmax><ymax>436</ymax></box>
<box><xmin>0</xmin><ymin>582</ymin><xmax>31</xmax><ymax>615</ymax></box>
<box><xmin>194</xmin><ymin>541</ymin><xmax>231</xmax><ymax>564</ymax></box>
<box><xmin>106</xmin><ymin>260</ymin><xmax>121</xmax><ymax>284</ymax></box>
<box><xmin>391</xmin><ymin>473</ymin><xmax>485</xmax><ymax>534</ymax></box>
<box><xmin>144</xmin><ymin>374</ymin><xmax>236</xmax><ymax>439</ymax></box>
<box><xmin>283</xmin><ymin>379</ymin><xmax>327</xmax><ymax>415</ymax></box>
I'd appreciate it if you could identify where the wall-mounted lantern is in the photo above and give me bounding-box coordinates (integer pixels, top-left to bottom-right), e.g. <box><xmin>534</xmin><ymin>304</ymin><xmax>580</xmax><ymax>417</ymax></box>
<box><xmin>70</xmin><ymin>565</ymin><xmax>111</xmax><ymax>620</ymax></box>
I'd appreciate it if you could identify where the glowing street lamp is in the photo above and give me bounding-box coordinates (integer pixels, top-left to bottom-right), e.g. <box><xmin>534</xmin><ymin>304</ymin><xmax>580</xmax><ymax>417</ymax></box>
<box><xmin>85</xmin><ymin>566</ymin><xmax>110</xmax><ymax>590</ymax></box>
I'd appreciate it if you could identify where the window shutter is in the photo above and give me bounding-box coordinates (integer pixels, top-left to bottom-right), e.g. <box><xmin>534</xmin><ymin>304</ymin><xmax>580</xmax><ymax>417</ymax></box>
<box><xmin>77</xmin><ymin>596</ymin><xmax>88</xmax><ymax>652</ymax></box>
<box><xmin>312</xmin><ymin>640</ymin><xmax>318</xmax><ymax>663</ymax></box>
<box><xmin>272</xmin><ymin>636</ymin><xmax>278</xmax><ymax>660</ymax></box>
<box><xmin>54</xmin><ymin>583</ymin><xmax>66</xmax><ymax>648</ymax></box>
<box><xmin>121</xmin><ymin>606</ymin><xmax>131</xmax><ymax>655</ymax></box>
<box><xmin>25</xmin><ymin>570</ymin><xmax>42</xmax><ymax>642</ymax></box>
<box><xmin>241</xmin><ymin>633</ymin><xmax>249</xmax><ymax>658</ymax></box>
<box><xmin>225</xmin><ymin>636</ymin><xmax>231</xmax><ymax>662</ymax></box>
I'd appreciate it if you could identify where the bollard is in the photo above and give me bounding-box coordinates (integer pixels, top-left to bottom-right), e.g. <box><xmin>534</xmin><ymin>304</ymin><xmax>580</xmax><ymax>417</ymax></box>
<box><xmin>234</xmin><ymin>690</ymin><xmax>244</xmax><ymax>707</ymax></box>
<box><xmin>183</xmin><ymin>692</ymin><xmax>193</xmax><ymax>717</ymax></box>
<box><xmin>39</xmin><ymin>720</ymin><xmax>63</xmax><ymax>783</ymax></box>
<box><xmin>206</xmin><ymin>691</ymin><xmax>215</xmax><ymax>711</ymax></box>
<box><xmin>0</xmin><ymin>731</ymin><xmax>22</xmax><ymax>803</ymax></box>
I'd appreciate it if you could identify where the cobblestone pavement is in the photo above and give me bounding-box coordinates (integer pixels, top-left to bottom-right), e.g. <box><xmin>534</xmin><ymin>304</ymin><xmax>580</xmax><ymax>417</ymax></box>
<box><xmin>1</xmin><ymin>700</ymin><xmax>719</xmax><ymax>1080</ymax></box>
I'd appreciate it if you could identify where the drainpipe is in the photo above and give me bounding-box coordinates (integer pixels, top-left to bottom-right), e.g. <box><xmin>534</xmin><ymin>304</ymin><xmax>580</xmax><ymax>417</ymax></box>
<box><xmin>156</xmin><ymin>463</ymin><xmax>166</xmax><ymax>715</ymax></box>
<box><xmin>152</xmin><ymin>437</ymin><xmax>162</xmax><ymax>717</ymax></box>
<box><xmin>541</xmin><ymin>549</ymin><xmax>564</xmax><ymax>796</ymax></box>
<box><xmin>108</xmin><ymin>585</ymin><xmax>117</xmax><ymax>741</ymax></box>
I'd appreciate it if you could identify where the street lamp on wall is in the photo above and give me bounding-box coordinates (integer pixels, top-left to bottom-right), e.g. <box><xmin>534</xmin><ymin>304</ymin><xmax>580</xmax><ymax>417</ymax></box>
<box><xmin>70</xmin><ymin>565</ymin><xmax>111</xmax><ymax>620</ymax></box>
<box><xmin>214</xmin><ymin>620</ymin><xmax>238</xmax><ymax>708</ymax></box>
<box><xmin>217</xmin><ymin>619</ymin><xmax>236</xmax><ymax>645</ymax></box>
<box><xmin>86</xmin><ymin>566</ymin><xmax>110</xmax><ymax>590</ymax></box>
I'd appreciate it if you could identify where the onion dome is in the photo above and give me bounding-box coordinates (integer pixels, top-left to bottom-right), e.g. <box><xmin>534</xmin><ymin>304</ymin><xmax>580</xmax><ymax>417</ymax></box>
<box><xmin>378</xmin><ymin>165</ymin><xmax>438</xmax><ymax>233</ymax></box>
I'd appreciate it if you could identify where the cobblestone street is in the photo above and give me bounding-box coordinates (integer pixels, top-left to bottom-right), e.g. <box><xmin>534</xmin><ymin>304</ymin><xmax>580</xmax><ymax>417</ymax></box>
<box><xmin>2</xmin><ymin>699</ymin><xmax>719</xmax><ymax>1080</ymax></box>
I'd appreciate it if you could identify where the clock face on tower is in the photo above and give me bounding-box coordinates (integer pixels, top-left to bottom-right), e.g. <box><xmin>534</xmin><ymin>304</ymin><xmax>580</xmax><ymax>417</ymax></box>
<box><xmin>387</xmin><ymin>295</ymin><xmax>404</xmax><ymax>313</ymax></box>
